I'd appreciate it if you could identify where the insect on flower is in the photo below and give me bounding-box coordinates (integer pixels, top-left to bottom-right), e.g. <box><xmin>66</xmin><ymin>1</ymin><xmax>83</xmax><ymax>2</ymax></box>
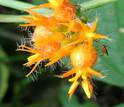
<box><xmin>101</xmin><ymin>45</ymin><xmax>109</xmax><ymax>55</ymax></box>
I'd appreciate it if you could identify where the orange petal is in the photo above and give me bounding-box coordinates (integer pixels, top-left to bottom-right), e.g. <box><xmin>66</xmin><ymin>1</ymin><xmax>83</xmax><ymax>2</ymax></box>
<box><xmin>60</xmin><ymin>68</ymin><xmax>77</xmax><ymax>78</ymax></box>
<box><xmin>94</xmin><ymin>34</ymin><xmax>109</xmax><ymax>40</ymax></box>
<box><xmin>81</xmin><ymin>80</ymin><xmax>92</xmax><ymax>99</ymax></box>
<box><xmin>48</xmin><ymin>0</ymin><xmax>64</xmax><ymax>8</ymax></box>
<box><xmin>68</xmin><ymin>81</ymin><xmax>79</xmax><ymax>99</ymax></box>
<box><xmin>90</xmin><ymin>17</ymin><xmax>98</xmax><ymax>32</ymax></box>
<box><xmin>17</xmin><ymin>45</ymin><xmax>37</xmax><ymax>53</ymax></box>
<box><xmin>45</xmin><ymin>44</ymin><xmax>74</xmax><ymax>66</ymax></box>
<box><xmin>26</xmin><ymin>61</ymin><xmax>40</xmax><ymax>77</ymax></box>
<box><xmin>24</xmin><ymin>53</ymin><xmax>41</xmax><ymax>66</ymax></box>
<box><xmin>87</xmin><ymin>67</ymin><xmax>104</xmax><ymax>78</ymax></box>
<box><xmin>20</xmin><ymin>23</ymin><xmax>35</xmax><ymax>27</ymax></box>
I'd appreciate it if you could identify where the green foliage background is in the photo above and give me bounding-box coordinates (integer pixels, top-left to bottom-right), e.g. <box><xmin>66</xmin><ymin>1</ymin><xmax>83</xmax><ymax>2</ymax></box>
<box><xmin>0</xmin><ymin>0</ymin><xmax>124</xmax><ymax>107</ymax></box>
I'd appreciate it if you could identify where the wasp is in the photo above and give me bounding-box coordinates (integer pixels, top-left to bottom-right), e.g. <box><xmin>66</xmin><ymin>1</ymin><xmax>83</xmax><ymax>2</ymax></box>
<box><xmin>101</xmin><ymin>45</ymin><xmax>109</xmax><ymax>56</ymax></box>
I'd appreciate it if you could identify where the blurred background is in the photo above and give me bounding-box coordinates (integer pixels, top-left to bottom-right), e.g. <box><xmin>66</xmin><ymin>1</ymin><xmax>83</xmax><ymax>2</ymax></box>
<box><xmin>0</xmin><ymin>0</ymin><xmax>124</xmax><ymax>107</ymax></box>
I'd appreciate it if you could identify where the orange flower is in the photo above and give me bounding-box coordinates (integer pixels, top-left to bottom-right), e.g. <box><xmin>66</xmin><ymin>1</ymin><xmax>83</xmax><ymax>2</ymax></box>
<box><xmin>32</xmin><ymin>26</ymin><xmax>64</xmax><ymax>48</ymax></box>
<box><xmin>17</xmin><ymin>40</ymin><xmax>61</xmax><ymax>77</ymax></box>
<box><xmin>21</xmin><ymin>10</ymin><xmax>59</xmax><ymax>31</ymax></box>
<box><xmin>27</xmin><ymin>0</ymin><xmax>76</xmax><ymax>22</ymax></box>
<box><xmin>18</xmin><ymin>0</ymin><xmax>109</xmax><ymax>99</ymax></box>
<box><xmin>45</xmin><ymin>40</ymin><xmax>78</xmax><ymax>66</ymax></box>
<box><xmin>52</xmin><ymin>0</ymin><xmax>76</xmax><ymax>21</ymax></box>
<box><xmin>46</xmin><ymin>19</ymin><xmax>109</xmax><ymax>66</ymax></box>
<box><xmin>59</xmin><ymin>44</ymin><xmax>104</xmax><ymax>98</ymax></box>
<box><xmin>66</xmin><ymin>19</ymin><xmax>109</xmax><ymax>46</ymax></box>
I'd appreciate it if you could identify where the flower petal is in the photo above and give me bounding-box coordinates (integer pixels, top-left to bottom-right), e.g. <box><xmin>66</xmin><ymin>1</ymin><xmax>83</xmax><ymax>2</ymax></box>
<box><xmin>82</xmin><ymin>80</ymin><xmax>91</xmax><ymax>99</ymax></box>
<box><xmin>68</xmin><ymin>81</ymin><xmax>79</xmax><ymax>99</ymax></box>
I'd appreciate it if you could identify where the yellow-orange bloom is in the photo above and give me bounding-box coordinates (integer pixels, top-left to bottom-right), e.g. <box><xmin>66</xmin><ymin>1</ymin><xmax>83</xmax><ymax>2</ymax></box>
<box><xmin>59</xmin><ymin>44</ymin><xmax>103</xmax><ymax>98</ymax></box>
<box><xmin>66</xmin><ymin>19</ymin><xmax>109</xmax><ymax>46</ymax></box>
<box><xmin>52</xmin><ymin>0</ymin><xmax>76</xmax><ymax>21</ymax></box>
<box><xmin>46</xmin><ymin>19</ymin><xmax>109</xmax><ymax>66</ymax></box>
<box><xmin>79</xmin><ymin>19</ymin><xmax>109</xmax><ymax>47</ymax></box>
<box><xmin>21</xmin><ymin>10</ymin><xmax>59</xmax><ymax>31</ymax></box>
<box><xmin>17</xmin><ymin>40</ymin><xmax>61</xmax><ymax>77</ymax></box>
<box><xmin>18</xmin><ymin>0</ymin><xmax>109</xmax><ymax>99</ymax></box>
<box><xmin>27</xmin><ymin>0</ymin><xmax>76</xmax><ymax>22</ymax></box>
<box><xmin>32</xmin><ymin>26</ymin><xmax>64</xmax><ymax>48</ymax></box>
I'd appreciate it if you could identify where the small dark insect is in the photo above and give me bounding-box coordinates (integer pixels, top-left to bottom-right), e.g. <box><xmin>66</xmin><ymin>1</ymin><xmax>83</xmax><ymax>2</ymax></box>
<box><xmin>101</xmin><ymin>45</ymin><xmax>109</xmax><ymax>55</ymax></box>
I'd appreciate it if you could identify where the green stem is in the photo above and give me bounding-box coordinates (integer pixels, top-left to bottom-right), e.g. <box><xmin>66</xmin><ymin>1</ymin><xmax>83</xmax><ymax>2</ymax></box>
<box><xmin>0</xmin><ymin>15</ymin><xmax>27</xmax><ymax>23</ymax></box>
<box><xmin>0</xmin><ymin>0</ymin><xmax>34</xmax><ymax>11</ymax></box>
<box><xmin>80</xmin><ymin>0</ymin><xmax>116</xmax><ymax>11</ymax></box>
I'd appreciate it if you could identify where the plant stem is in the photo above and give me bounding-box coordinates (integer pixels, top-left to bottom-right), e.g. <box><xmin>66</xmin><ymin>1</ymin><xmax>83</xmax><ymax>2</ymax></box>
<box><xmin>0</xmin><ymin>15</ymin><xmax>27</xmax><ymax>23</ymax></box>
<box><xmin>80</xmin><ymin>0</ymin><xmax>116</xmax><ymax>11</ymax></box>
<box><xmin>0</xmin><ymin>0</ymin><xmax>34</xmax><ymax>11</ymax></box>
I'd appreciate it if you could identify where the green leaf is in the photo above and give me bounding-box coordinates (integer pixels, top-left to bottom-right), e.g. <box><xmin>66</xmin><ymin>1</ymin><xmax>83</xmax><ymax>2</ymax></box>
<box><xmin>82</xmin><ymin>101</ymin><xmax>100</xmax><ymax>107</ymax></box>
<box><xmin>80</xmin><ymin>0</ymin><xmax>116</xmax><ymax>11</ymax></box>
<box><xmin>0</xmin><ymin>0</ymin><xmax>34</xmax><ymax>11</ymax></box>
<box><xmin>0</xmin><ymin>48</ymin><xmax>9</xmax><ymax>101</ymax></box>
<box><xmin>32</xmin><ymin>0</ymin><xmax>47</xmax><ymax>5</ymax></box>
<box><xmin>97</xmin><ymin>0</ymin><xmax>124</xmax><ymax>87</ymax></box>
<box><xmin>114</xmin><ymin>103</ymin><xmax>124</xmax><ymax>107</ymax></box>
